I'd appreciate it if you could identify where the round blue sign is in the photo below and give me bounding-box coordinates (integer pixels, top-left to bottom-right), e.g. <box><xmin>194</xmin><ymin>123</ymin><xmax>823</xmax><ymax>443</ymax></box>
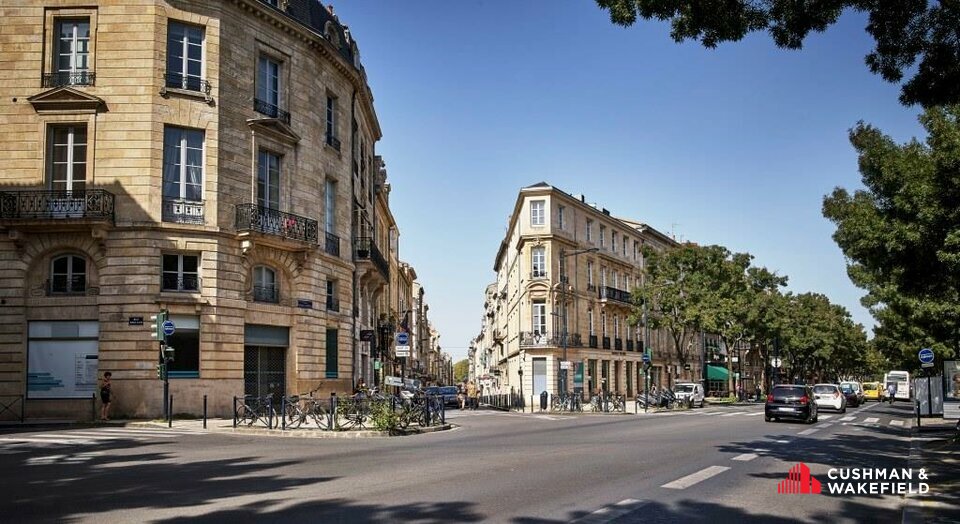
<box><xmin>642</xmin><ymin>353</ymin><xmax>651</xmax><ymax>363</ymax></box>
<box><xmin>162</xmin><ymin>320</ymin><xmax>176</xmax><ymax>336</ymax></box>
<box><xmin>396</xmin><ymin>332</ymin><xmax>409</xmax><ymax>345</ymax></box>
<box><xmin>918</xmin><ymin>347</ymin><xmax>934</xmax><ymax>364</ymax></box>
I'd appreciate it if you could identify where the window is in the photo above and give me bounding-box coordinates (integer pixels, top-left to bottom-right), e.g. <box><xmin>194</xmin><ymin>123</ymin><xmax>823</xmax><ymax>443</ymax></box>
<box><xmin>257</xmin><ymin>150</ymin><xmax>281</xmax><ymax>210</ymax></box>
<box><xmin>163</xmin><ymin>126</ymin><xmax>203</xmax><ymax>202</ymax></box>
<box><xmin>613</xmin><ymin>271</ymin><xmax>619</xmax><ymax>288</ymax></box>
<box><xmin>614</xmin><ymin>315</ymin><xmax>620</xmax><ymax>337</ymax></box>
<box><xmin>166</xmin><ymin>22</ymin><xmax>204</xmax><ymax>91</ymax></box>
<box><xmin>532</xmin><ymin>300</ymin><xmax>546</xmax><ymax>337</ymax></box>
<box><xmin>326</xmin><ymin>95</ymin><xmax>339</xmax><ymax>148</ymax></box>
<box><xmin>586</xmin><ymin>220</ymin><xmax>593</xmax><ymax>242</ymax></box>
<box><xmin>162</xmin><ymin>253</ymin><xmax>199</xmax><ymax>292</ymax></box>
<box><xmin>326</xmin><ymin>280</ymin><xmax>339</xmax><ymax>311</ymax></box>
<box><xmin>601</xmin><ymin>311</ymin><xmax>607</xmax><ymax>336</ymax></box>
<box><xmin>48</xmin><ymin>125</ymin><xmax>87</xmax><ymax>192</ymax></box>
<box><xmin>588</xmin><ymin>309</ymin><xmax>595</xmax><ymax>335</ymax></box>
<box><xmin>587</xmin><ymin>261</ymin><xmax>594</xmax><ymax>285</ymax></box>
<box><xmin>600</xmin><ymin>225</ymin><xmax>606</xmax><ymax>247</ymax></box>
<box><xmin>325</xmin><ymin>328</ymin><xmax>338</xmax><ymax>378</ymax></box>
<box><xmin>166</xmin><ymin>315</ymin><xmax>200</xmax><ymax>378</ymax></box>
<box><xmin>52</xmin><ymin>18</ymin><xmax>92</xmax><ymax>86</ymax></box>
<box><xmin>612</xmin><ymin>232</ymin><xmax>617</xmax><ymax>253</ymax></box>
<box><xmin>601</xmin><ymin>267</ymin><xmax>607</xmax><ymax>287</ymax></box>
<box><xmin>256</xmin><ymin>56</ymin><xmax>281</xmax><ymax>112</ymax></box>
<box><xmin>252</xmin><ymin>266</ymin><xmax>278</xmax><ymax>303</ymax></box>
<box><xmin>558</xmin><ymin>205</ymin><xmax>565</xmax><ymax>229</ymax></box>
<box><xmin>325</xmin><ymin>179</ymin><xmax>337</xmax><ymax>233</ymax></box>
<box><xmin>50</xmin><ymin>254</ymin><xmax>86</xmax><ymax>294</ymax></box>
<box><xmin>531</xmin><ymin>246</ymin><xmax>546</xmax><ymax>278</ymax></box>
<box><xmin>634</xmin><ymin>240</ymin><xmax>639</xmax><ymax>261</ymax></box>
<box><xmin>623</xmin><ymin>237</ymin><xmax>628</xmax><ymax>257</ymax></box>
<box><xmin>530</xmin><ymin>200</ymin><xmax>545</xmax><ymax>226</ymax></box>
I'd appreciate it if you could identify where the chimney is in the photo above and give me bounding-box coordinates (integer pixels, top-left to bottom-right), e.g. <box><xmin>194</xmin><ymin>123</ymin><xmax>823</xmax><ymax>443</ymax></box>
<box><xmin>327</xmin><ymin>4</ymin><xmax>335</xmax><ymax>15</ymax></box>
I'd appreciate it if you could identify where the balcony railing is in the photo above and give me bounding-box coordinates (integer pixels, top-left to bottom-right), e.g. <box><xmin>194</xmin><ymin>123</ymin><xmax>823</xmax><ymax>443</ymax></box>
<box><xmin>162</xmin><ymin>199</ymin><xmax>204</xmax><ymax>224</ymax></box>
<box><xmin>599</xmin><ymin>286</ymin><xmax>632</xmax><ymax>304</ymax></box>
<box><xmin>326</xmin><ymin>296</ymin><xmax>340</xmax><ymax>312</ymax></box>
<box><xmin>519</xmin><ymin>331</ymin><xmax>562</xmax><ymax>347</ymax></box>
<box><xmin>164</xmin><ymin>72</ymin><xmax>212</xmax><ymax>94</ymax></box>
<box><xmin>0</xmin><ymin>190</ymin><xmax>114</xmax><ymax>222</ymax></box>
<box><xmin>626</xmin><ymin>340</ymin><xmax>635</xmax><ymax>351</ymax></box>
<box><xmin>559</xmin><ymin>275</ymin><xmax>569</xmax><ymax>284</ymax></box>
<box><xmin>530</xmin><ymin>270</ymin><xmax>547</xmax><ymax>280</ymax></box>
<box><xmin>253</xmin><ymin>98</ymin><xmax>291</xmax><ymax>125</ymax></box>
<box><xmin>602</xmin><ymin>337</ymin><xmax>611</xmax><ymax>349</ymax></box>
<box><xmin>589</xmin><ymin>335</ymin><xmax>598</xmax><ymax>348</ymax></box>
<box><xmin>325</xmin><ymin>231</ymin><xmax>340</xmax><ymax>257</ymax></box>
<box><xmin>252</xmin><ymin>285</ymin><xmax>279</xmax><ymax>304</ymax></box>
<box><xmin>42</xmin><ymin>71</ymin><xmax>95</xmax><ymax>87</ymax></box>
<box><xmin>235</xmin><ymin>203</ymin><xmax>319</xmax><ymax>243</ymax></box>
<box><xmin>162</xmin><ymin>274</ymin><xmax>200</xmax><ymax>292</ymax></box>
<box><xmin>47</xmin><ymin>276</ymin><xmax>86</xmax><ymax>296</ymax></box>
<box><xmin>354</xmin><ymin>237</ymin><xmax>389</xmax><ymax>280</ymax></box>
<box><xmin>615</xmin><ymin>338</ymin><xmax>623</xmax><ymax>351</ymax></box>
<box><xmin>587</xmin><ymin>283</ymin><xmax>597</xmax><ymax>292</ymax></box>
<box><xmin>326</xmin><ymin>134</ymin><xmax>341</xmax><ymax>151</ymax></box>
<box><xmin>564</xmin><ymin>333</ymin><xmax>583</xmax><ymax>347</ymax></box>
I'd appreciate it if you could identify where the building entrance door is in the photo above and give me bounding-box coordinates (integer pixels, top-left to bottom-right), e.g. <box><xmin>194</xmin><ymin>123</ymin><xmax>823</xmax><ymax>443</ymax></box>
<box><xmin>532</xmin><ymin>357</ymin><xmax>547</xmax><ymax>396</ymax></box>
<box><xmin>244</xmin><ymin>346</ymin><xmax>286</xmax><ymax>403</ymax></box>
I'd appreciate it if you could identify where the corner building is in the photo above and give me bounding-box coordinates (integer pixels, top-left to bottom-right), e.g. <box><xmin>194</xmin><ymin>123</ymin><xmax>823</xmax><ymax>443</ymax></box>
<box><xmin>0</xmin><ymin>0</ymin><xmax>394</xmax><ymax>418</ymax></box>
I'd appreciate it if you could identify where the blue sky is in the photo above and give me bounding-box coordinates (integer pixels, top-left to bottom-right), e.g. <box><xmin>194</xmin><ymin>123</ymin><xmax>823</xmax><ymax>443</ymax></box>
<box><xmin>333</xmin><ymin>1</ymin><xmax>924</xmax><ymax>362</ymax></box>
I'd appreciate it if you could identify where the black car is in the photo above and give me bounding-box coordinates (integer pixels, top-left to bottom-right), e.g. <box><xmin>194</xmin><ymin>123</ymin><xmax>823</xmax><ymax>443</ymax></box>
<box><xmin>765</xmin><ymin>384</ymin><xmax>818</xmax><ymax>424</ymax></box>
<box><xmin>839</xmin><ymin>383</ymin><xmax>861</xmax><ymax>408</ymax></box>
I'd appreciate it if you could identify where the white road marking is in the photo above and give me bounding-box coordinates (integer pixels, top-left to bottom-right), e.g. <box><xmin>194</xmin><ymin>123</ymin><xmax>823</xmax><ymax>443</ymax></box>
<box><xmin>661</xmin><ymin>465</ymin><xmax>730</xmax><ymax>490</ymax></box>
<box><xmin>570</xmin><ymin>499</ymin><xmax>647</xmax><ymax>524</ymax></box>
<box><xmin>798</xmin><ymin>428</ymin><xmax>819</xmax><ymax>435</ymax></box>
<box><xmin>745</xmin><ymin>412</ymin><xmax>765</xmax><ymax>416</ymax></box>
<box><xmin>889</xmin><ymin>420</ymin><xmax>904</xmax><ymax>427</ymax></box>
<box><xmin>819</xmin><ymin>414</ymin><xmax>834</xmax><ymax>420</ymax></box>
<box><xmin>720</xmin><ymin>412</ymin><xmax>747</xmax><ymax>417</ymax></box>
<box><xmin>772</xmin><ymin>439</ymin><xmax>791</xmax><ymax>444</ymax></box>
<box><xmin>840</xmin><ymin>416</ymin><xmax>855</xmax><ymax>421</ymax></box>
<box><xmin>703</xmin><ymin>412</ymin><xmax>723</xmax><ymax>416</ymax></box>
<box><xmin>732</xmin><ymin>453</ymin><xmax>758</xmax><ymax>461</ymax></box>
<box><xmin>814</xmin><ymin>423</ymin><xmax>833</xmax><ymax>429</ymax></box>
<box><xmin>864</xmin><ymin>417</ymin><xmax>879</xmax><ymax>424</ymax></box>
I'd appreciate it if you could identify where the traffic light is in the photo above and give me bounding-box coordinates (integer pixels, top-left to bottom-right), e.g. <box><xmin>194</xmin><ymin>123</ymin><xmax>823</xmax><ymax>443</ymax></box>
<box><xmin>150</xmin><ymin>309</ymin><xmax>168</xmax><ymax>341</ymax></box>
<box><xmin>156</xmin><ymin>363</ymin><xmax>165</xmax><ymax>380</ymax></box>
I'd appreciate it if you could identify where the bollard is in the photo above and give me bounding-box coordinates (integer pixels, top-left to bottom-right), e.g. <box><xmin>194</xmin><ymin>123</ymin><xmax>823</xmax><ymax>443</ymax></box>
<box><xmin>92</xmin><ymin>393</ymin><xmax>96</xmax><ymax>423</ymax></box>
<box><xmin>203</xmin><ymin>394</ymin><xmax>207</xmax><ymax>429</ymax></box>
<box><xmin>168</xmin><ymin>395</ymin><xmax>173</xmax><ymax>427</ymax></box>
<box><xmin>441</xmin><ymin>398</ymin><xmax>445</xmax><ymax>424</ymax></box>
<box><xmin>330</xmin><ymin>392</ymin><xmax>337</xmax><ymax>430</ymax></box>
<box><xmin>281</xmin><ymin>396</ymin><xmax>287</xmax><ymax>430</ymax></box>
<box><xmin>233</xmin><ymin>396</ymin><xmax>238</xmax><ymax>428</ymax></box>
<box><xmin>267</xmin><ymin>396</ymin><xmax>273</xmax><ymax>429</ymax></box>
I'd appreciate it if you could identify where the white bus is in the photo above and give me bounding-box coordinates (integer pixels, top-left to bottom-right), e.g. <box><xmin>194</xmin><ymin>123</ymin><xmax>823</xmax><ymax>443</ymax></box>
<box><xmin>883</xmin><ymin>370</ymin><xmax>911</xmax><ymax>401</ymax></box>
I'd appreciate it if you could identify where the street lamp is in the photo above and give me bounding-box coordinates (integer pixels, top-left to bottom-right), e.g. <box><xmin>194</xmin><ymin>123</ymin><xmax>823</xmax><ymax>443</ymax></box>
<box><xmin>558</xmin><ymin>246</ymin><xmax>598</xmax><ymax>397</ymax></box>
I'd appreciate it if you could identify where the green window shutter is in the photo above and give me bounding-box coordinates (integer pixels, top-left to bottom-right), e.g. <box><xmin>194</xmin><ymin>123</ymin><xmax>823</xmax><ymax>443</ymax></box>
<box><xmin>325</xmin><ymin>328</ymin><xmax>338</xmax><ymax>378</ymax></box>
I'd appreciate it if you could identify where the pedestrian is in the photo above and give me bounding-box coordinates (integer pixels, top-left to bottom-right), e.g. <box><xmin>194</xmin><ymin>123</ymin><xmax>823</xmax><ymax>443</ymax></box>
<box><xmin>886</xmin><ymin>382</ymin><xmax>897</xmax><ymax>404</ymax></box>
<box><xmin>457</xmin><ymin>385</ymin><xmax>465</xmax><ymax>410</ymax></box>
<box><xmin>99</xmin><ymin>371</ymin><xmax>112</xmax><ymax>421</ymax></box>
<box><xmin>467</xmin><ymin>380</ymin><xmax>478</xmax><ymax>410</ymax></box>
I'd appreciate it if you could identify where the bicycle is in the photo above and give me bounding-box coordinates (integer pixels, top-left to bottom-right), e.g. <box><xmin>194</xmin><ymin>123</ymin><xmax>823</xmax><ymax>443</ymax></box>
<box><xmin>610</xmin><ymin>393</ymin><xmax>626</xmax><ymax>412</ymax></box>
<box><xmin>235</xmin><ymin>395</ymin><xmax>275</xmax><ymax>428</ymax></box>
<box><xmin>282</xmin><ymin>383</ymin><xmax>325</xmax><ymax>429</ymax></box>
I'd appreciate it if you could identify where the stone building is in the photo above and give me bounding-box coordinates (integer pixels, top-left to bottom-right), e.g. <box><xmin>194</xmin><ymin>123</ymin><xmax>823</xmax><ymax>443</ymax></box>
<box><xmin>0</xmin><ymin>0</ymin><xmax>428</xmax><ymax>419</ymax></box>
<box><xmin>483</xmin><ymin>182</ymin><xmax>712</xmax><ymax>402</ymax></box>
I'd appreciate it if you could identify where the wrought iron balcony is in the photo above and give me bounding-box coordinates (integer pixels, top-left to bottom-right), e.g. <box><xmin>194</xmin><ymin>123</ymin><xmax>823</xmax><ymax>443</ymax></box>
<box><xmin>599</xmin><ymin>285</ymin><xmax>632</xmax><ymax>304</ymax></box>
<box><xmin>42</xmin><ymin>71</ymin><xmax>95</xmax><ymax>87</ymax></box>
<box><xmin>559</xmin><ymin>275</ymin><xmax>569</xmax><ymax>284</ymax></box>
<box><xmin>164</xmin><ymin>72</ymin><xmax>211</xmax><ymax>94</ymax></box>
<box><xmin>235</xmin><ymin>204</ymin><xmax>318</xmax><ymax>244</ymax></box>
<box><xmin>47</xmin><ymin>276</ymin><xmax>86</xmax><ymax>296</ymax></box>
<box><xmin>530</xmin><ymin>269</ymin><xmax>547</xmax><ymax>280</ymax></box>
<box><xmin>602</xmin><ymin>336</ymin><xmax>611</xmax><ymax>350</ymax></box>
<box><xmin>519</xmin><ymin>331</ymin><xmax>562</xmax><ymax>347</ymax></box>
<box><xmin>162</xmin><ymin>274</ymin><xmax>200</xmax><ymax>292</ymax></box>
<box><xmin>587</xmin><ymin>283</ymin><xmax>597</xmax><ymax>292</ymax></box>
<box><xmin>564</xmin><ymin>333</ymin><xmax>583</xmax><ymax>347</ymax></box>
<box><xmin>252</xmin><ymin>285</ymin><xmax>279</xmax><ymax>303</ymax></box>
<box><xmin>589</xmin><ymin>335</ymin><xmax>598</xmax><ymax>348</ymax></box>
<box><xmin>626</xmin><ymin>340</ymin><xmax>635</xmax><ymax>351</ymax></box>
<box><xmin>615</xmin><ymin>338</ymin><xmax>623</xmax><ymax>351</ymax></box>
<box><xmin>326</xmin><ymin>134</ymin><xmax>341</xmax><ymax>151</ymax></box>
<box><xmin>325</xmin><ymin>231</ymin><xmax>340</xmax><ymax>257</ymax></box>
<box><xmin>0</xmin><ymin>189</ymin><xmax>114</xmax><ymax>222</ymax></box>
<box><xmin>162</xmin><ymin>199</ymin><xmax>204</xmax><ymax>224</ymax></box>
<box><xmin>354</xmin><ymin>237</ymin><xmax>389</xmax><ymax>280</ymax></box>
<box><xmin>253</xmin><ymin>98</ymin><xmax>291</xmax><ymax>125</ymax></box>
<box><xmin>326</xmin><ymin>296</ymin><xmax>340</xmax><ymax>312</ymax></box>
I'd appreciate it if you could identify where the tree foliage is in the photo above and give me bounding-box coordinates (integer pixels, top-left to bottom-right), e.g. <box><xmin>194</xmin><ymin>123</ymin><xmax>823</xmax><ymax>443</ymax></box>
<box><xmin>595</xmin><ymin>0</ymin><xmax>960</xmax><ymax>107</ymax></box>
<box><xmin>823</xmin><ymin>106</ymin><xmax>960</xmax><ymax>366</ymax></box>
<box><xmin>453</xmin><ymin>359</ymin><xmax>470</xmax><ymax>384</ymax></box>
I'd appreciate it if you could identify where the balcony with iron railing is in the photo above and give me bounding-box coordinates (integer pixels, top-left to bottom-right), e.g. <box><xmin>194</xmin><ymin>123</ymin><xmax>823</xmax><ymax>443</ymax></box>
<box><xmin>587</xmin><ymin>283</ymin><xmax>597</xmax><ymax>292</ymax></box>
<box><xmin>324</xmin><ymin>231</ymin><xmax>340</xmax><ymax>257</ymax></box>
<box><xmin>626</xmin><ymin>339</ymin><xmax>635</xmax><ymax>351</ymax></box>
<box><xmin>589</xmin><ymin>335</ymin><xmax>598</xmax><ymax>348</ymax></box>
<box><xmin>326</xmin><ymin>134</ymin><xmax>341</xmax><ymax>152</ymax></box>
<box><xmin>530</xmin><ymin>269</ymin><xmax>547</xmax><ymax>280</ymax></box>
<box><xmin>235</xmin><ymin>204</ymin><xmax>318</xmax><ymax>244</ymax></box>
<box><xmin>47</xmin><ymin>276</ymin><xmax>86</xmax><ymax>296</ymax></box>
<box><xmin>326</xmin><ymin>295</ymin><xmax>340</xmax><ymax>312</ymax></box>
<box><xmin>355</xmin><ymin>237</ymin><xmax>389</xmax><ymax>281</ymax></box>
<box><xmin>161</xmin><ymin>274</ymin><xmax>200</xmax><ymax>293</ymax></box>
<box><xmin>615</xmin><ymin>338</ymin><xmax>623</xmax><ymax>351</ymax></box>
<box><xmin>254</xmin><ymin>98</ymin><xmax>291</xmax><ymax>125</ymax></box>
<box><xmin>164</xmin><ymin>72</ymin><xmax>212</xmax><ymax>95</ymax></box>
<box><xmin>602</xmin><ymin>336</ymin><xmax>611</xmax><ymax>350</ymax></box>
<box><xmin>252</xmin><ymin>285</ymin><xmax>279</xmax><ymax>304</ymax></box>
<box><xmin>0</xmin><ymin>189</ymin><xmax>115</xmax><ymax>224</ymax></box>
<box><xmin>564</xmin><ymin>333</ymin><xmax>583</xmax><ymax>347</ymax></box>
<box><xmin>599</xmin><ymin>285</ymin><xmax>632</xmax><ymax>304</ymax></box>
<box><xmin>519</xmin><ymin>331</ymin><xmax>563</xmax><ymax>347</ymax></box>
<box><xmin>42</xmin><ymin>71</ymin><xmax>95</xmax><ymax>88</ymax></box>
<box><xmin>162</xmin><ymin>199</ymin><xmax>204</xmax><ymax>225</ymax></box>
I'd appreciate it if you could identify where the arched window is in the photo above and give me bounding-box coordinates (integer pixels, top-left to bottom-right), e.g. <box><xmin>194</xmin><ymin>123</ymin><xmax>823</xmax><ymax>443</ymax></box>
<box><xmin>252</xmin><ymin>266</ymin><xmax>278</xmax><ymax>303</ymax></box>
<box><xmin>50</xmin><ymin>254</ymin><xmax>86</xmax><ymax>295</ymax></box>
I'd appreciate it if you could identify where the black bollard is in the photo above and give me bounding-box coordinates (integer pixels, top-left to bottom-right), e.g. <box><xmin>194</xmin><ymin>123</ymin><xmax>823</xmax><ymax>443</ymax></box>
<box><xmin>168</xmin><ymin>395</ymin><xmax>173</xmax><ymax>427</ymax></box>
<box><xmin>203</xmin><ymin>394</ymin><xmax>207</xmax><ymax>429</ymax></box>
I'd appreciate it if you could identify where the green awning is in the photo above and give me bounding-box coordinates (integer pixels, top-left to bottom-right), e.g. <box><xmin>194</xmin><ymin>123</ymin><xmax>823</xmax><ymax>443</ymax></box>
<box><xmin>707</xmin><ymin>365</ymin><xmax>729</xmax><ymax>380</ymax></box>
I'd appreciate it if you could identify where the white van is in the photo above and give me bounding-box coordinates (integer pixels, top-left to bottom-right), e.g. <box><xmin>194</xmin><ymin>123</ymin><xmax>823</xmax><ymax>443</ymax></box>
<box><xmin>674</xmin><ymin>382</ymin><xmax>705</xmax><ymax>408</ymax></box>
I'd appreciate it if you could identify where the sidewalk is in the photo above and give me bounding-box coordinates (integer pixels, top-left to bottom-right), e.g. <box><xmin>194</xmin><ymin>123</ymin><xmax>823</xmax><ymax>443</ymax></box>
<box><xmin>903</xmin><ymin>417</ymin><xmax>960</xmax><ymax>523</ymax></box>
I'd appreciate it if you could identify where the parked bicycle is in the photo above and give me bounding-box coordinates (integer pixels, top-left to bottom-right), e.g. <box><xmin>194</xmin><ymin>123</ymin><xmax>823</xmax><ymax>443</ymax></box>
<box><xmin>235</xmin><ymin>395</ymin><xmax>275</xmax><ymax>428</ymax></box>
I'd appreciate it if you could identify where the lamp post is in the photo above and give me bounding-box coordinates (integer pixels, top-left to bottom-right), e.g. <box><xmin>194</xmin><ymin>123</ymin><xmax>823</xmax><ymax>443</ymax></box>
<box><xmin>558</xmin><ymin>246</ymin><xmax>598</xmax><ymax>397</ymax></box>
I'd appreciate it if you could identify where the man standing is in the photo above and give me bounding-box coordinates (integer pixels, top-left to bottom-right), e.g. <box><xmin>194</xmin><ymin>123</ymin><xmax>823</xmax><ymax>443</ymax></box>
<box><xmin>467</xmin><ymin>380</ymin><xmax>478</xmax><ymax>410</ymax></box>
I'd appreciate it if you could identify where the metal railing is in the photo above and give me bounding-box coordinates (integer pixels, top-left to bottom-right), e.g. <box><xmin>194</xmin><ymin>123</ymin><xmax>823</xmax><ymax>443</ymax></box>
<box><xmin>326</xmin><ymin>134</ymin><xmax>341</xmax><ymax>151</ymax></box>
<box><xmin>565</xmin><ymin>333</ymin><xmax>583</xmax><ymax>347</ymax></box>
<box><xmin>325</xmin><ymin>231</ymin><xmax>340</xmax><ymax>257</ymax></box>
<box><xmin>530</xmin><ymin>270</ymin><xmax>547</xmax><ymax>280</ymax></box>
<box><xmin>589</xmin><ymin>335</ymin><xmax>599</xmax><ymax>348</ymax></box>
<box><xmin>252</xmin><ymin>285</ymin><xmax>279</xmax><ymax>303</ymax></box>
<box><xmin>42</xmin><ymin>71</ymin><xmax>95</xmax><ymax>87</ymax></box>
<box><xmin>47</xmin><ymin>276</ymin><xmax>86</xmax><ymax>296</ymax></box>
<box><xmin>599</xmin><ymin>286</ymin><xmax>632</xmax><ymax>304</ymax></box>
<box><xmin>0</xmin><ymin>189</ymin><xmax>114</xmax><ymax>222</ymax></box>
<box><xmin>626</xmin><ymin>340</ymin><xmax>635</xmax><ymax>351</ymax></box>
<box><xmin>519</xmin><ymin>331</ymin><xmax>562</xmax><ymax>347</ymax></box>
<box><xmin>253</xmin><ymin>98</ymin><xmax>291</xmax><ymax>125</ymax></box>
<box><xmin>354</xmin><ymin>237</ymin><xmax>389</xmax><ymax>280</ymax></box>
<box><xmin>164</xmin><ymin>72</ymin><xmax>212</xmax><ymax>94</ymax></box>
<box><xmin>615</xmin><ymin>338</ymin><xmax>623</xmax><ymax>350</ymax></box>
<box><xmin>162</xmin><ymin>274</ymin><xmax>200</xmax><ymax>292</ymax></box>
<box><xmin>602</xmin><ymin>336</ymin><xmax>611</xmax><ymax>349</ymax></box>
<box><xmin>162</xmin><ymin>199</ymin><xmax>205</xmax><ymax>224</ymax></box>
<box><xmin>326</xmin><ymin>296</ymin><xmax>340</xmax><ymax>312</ymax></box>
<box><xmin>235</xmin><ymin>203</ymin><xmax>319</xmax><ymax>243</ymax></box>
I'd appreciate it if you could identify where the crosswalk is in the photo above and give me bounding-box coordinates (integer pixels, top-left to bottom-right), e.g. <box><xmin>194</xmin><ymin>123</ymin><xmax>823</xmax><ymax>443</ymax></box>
<box><xmin>0</xmin><ymin>427</ymin><xmax>207</xmax><ymax>449</ymax></box>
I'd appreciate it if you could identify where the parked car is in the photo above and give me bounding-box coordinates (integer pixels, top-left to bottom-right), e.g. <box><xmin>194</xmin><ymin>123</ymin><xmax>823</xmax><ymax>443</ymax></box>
<box><xmin>765</xmin><ymin>384</ymin><xmax>818</xmax><ymax>423</ymax></box>
<box><xmin>839</xmin><ymin>381</ymin><xmax>863</xmax><ymax>407</ymax></box>
<box><xmin>674</xmin><ymin>382</ymin><xmax>705</xmax><ymax>408</ymax></box>
<box><xmin>439</xmin><ymin>386</ymin><xmax>460</xmax><ymax>406</ymax></box>
<box><xmin>813</xmin><ymin>383</ymin><xmax>847</xmax><ymax>412</ymax></box>
<box><xmin>862</xmin><ymin>381</ymin><xmax>881</xmax><ymax>402</ymax></box>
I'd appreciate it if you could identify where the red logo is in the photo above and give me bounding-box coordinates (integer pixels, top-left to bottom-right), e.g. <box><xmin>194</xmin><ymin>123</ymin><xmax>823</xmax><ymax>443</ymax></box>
<box><xmin>777</xmin><ymin>463</ymin><xmax>822</xmax><ymax>494</ymax></box>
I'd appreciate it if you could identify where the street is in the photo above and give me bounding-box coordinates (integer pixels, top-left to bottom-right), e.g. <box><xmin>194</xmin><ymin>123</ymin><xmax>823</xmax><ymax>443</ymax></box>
<box><xmin>1</xmin><ymin>402</ymin><xmax>921</xmax><ymax>523</ymax></box>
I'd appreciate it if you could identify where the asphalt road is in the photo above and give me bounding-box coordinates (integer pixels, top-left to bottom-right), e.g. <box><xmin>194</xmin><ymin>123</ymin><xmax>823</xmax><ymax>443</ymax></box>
<box><xmin>0</xmin><ymin>400</ymin><xmax>919</xmax><ymax>523</ymax></box>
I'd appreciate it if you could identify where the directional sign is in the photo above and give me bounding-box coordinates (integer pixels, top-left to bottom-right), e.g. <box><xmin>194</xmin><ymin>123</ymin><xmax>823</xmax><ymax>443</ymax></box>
<box><xmin>161</xmin><ymin>320</ymin><xmax>176</xmax><ymax>337</ymax></box>
<box><xmin>385</xmin><ymin>376</ymin><xmax>403</xmax><ymax>387</ymax></box>
<box><xmin>642</xmin><ymin>353</ymin><xmax>651</xmax><ymax>363</ymax></box>
<box><xmin>395</xmin><ymin>332</ymin><xmax>409</xmax><ymax>346</ymax></box>
<box><xmin>919</xmin><ymin>347</ymin><xmax>935</xmax><ymax>364</ymax></box>
<box><xmin>395</xmin><ymin>346</ymin><xmax>411</xmax><ymax>357</ymax></box>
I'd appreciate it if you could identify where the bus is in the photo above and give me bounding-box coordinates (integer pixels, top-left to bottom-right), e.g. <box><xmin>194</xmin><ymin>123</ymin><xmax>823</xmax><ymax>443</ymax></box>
<box><xmin>883</xmin><ymin>370</ymin><xmax>911</xmax><ymax>401</ymax></box>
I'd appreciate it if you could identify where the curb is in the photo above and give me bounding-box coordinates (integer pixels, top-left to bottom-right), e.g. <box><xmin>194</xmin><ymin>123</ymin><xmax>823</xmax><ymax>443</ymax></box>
<box><xmin>129</xmin><ymin>420</ymin><xmax>454</xmax><ymax>438</ymax></box>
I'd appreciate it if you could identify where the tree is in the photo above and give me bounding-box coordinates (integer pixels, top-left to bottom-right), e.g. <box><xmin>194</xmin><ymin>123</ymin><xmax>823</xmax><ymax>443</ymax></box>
<box><xmin>595</xmin><ymin>0</ymin><xmax>960</xmax><ymax>107</ymax></box>
<box><xmin>453</xmin><ymin>359</ymin><xmax>470</xmax><ymax>384</ymax></box>
<box><xmin>823</xmin><ymin>106</ymin><xmax>960</xmax><ymax>366</ymax></box>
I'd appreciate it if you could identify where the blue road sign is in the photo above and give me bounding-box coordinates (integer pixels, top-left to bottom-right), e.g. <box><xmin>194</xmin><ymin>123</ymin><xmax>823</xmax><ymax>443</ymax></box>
<box><xmin>919</xmin><ymin>347</ymin><xmax>934</xmax><ymax>364</ymax></box>
<box><xmin>642</xmin><ymin>352</ymin><xmax>651</xmax><ymax>363</ymax></box>
<box><xmin>396</xmin><ymin>332</ymin><xmax>409</xmax><ymax>346</ymax></box>
<box><xmin>162</xmin><ymin>320</ymin><xmax>176</xmax><ymax>337</ymax></box>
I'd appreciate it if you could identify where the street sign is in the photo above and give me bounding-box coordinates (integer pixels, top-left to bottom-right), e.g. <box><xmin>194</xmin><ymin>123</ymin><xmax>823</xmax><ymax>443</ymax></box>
<box><xmin>161</xmin><ymin>320</ymin><xmax>176</xmax><ymax>336</ymax></box>
<box><xmin>360</xmin><ymin>330</ymin><xmax>375</xmax><ymax>342</ymax></box>
<box><xmin>919</xmin><ymin>347</ymin><xmax>935</xmax><ymax>364</ymax></box>
<box><xmin>396</xmin><ymin>332</ymin><xmax>409</xmax><ymax>345</ymax></box>
<box><xmin>921</xmin><ymin>361</ymin><xmax>934</xmax><ymax>368</ymax></box>
<box><xmin>771</xmin><ymin>357</ymin><xmax>782</xmax><ymax>368</ymax></box>
<box><xmin>385</xmin><ymin>376</ymin><xmax>403</xmax><ymax>387</ymax></box>
<box><xmin>296</xmin><ymin>299</ymin><xmax>313</xmax><ymax>309</ymax></box>
<box><xmin>129</xmin><ymin>316</ymin><xmax>144</xmax><ymax>326</ymax></box>
<box><xmin>559</xmin><ymin>361</ymin><xmax>572</xmax><ymax>370</ymax></box>
<box><xmin>642</xmin><ymin>353</ymin><xmax>651</xmax><ymax>363</ymax></box>
<box><xmin>395</xmin><ymin>346</ymin><xmax>411</xmax><ymax>357</ymax></box>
